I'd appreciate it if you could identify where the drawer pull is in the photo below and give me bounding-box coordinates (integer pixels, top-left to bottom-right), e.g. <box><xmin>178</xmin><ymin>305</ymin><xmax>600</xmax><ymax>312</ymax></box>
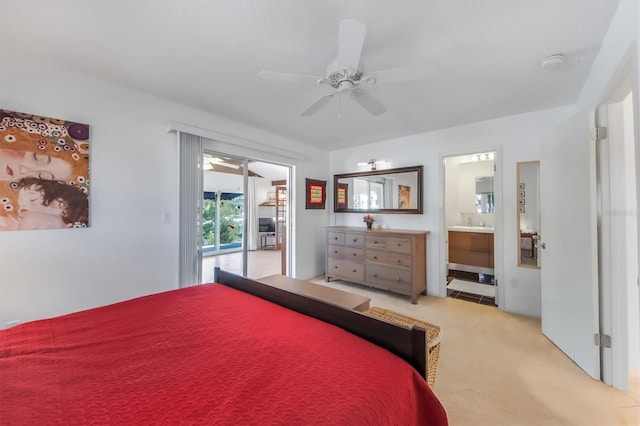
<box><xmin>397</xmin><ymin>243</ymin><xmax>402</xmax><ymax>247</ymax></box>
<box><xmin>374</xmin><ymin>273</ymin><xmax>378</xmax><ymax>277</ymax></box>
<box><xmin>397</xmin><ymin>260</ymin><xmax>401</xmax><ymax>263</ymax></box>
<box><xmin>353</xmin><ymin>239</ymin><xmax>357</xmax><ymax>242</ymax></box>
<box><xmin>334</xmin><ymin>250</ymin><xmax>338</xmax><ymax>253</ymax></box>
<box><xmin>353</xmin><ymin>269</ymin><xmax>357</xmax><ymax>273</ymax></box>
<box><xmin>334</xmin><ymin>237</ymin><xmax>338</xmax><ymax>240</ymax></box>
<box><xmin>374</xmin><ymin>256</ymin><xmax>378</xmax><ymax>259</ymax></box>
<box><xmin>334</xmin><ymin>266</ymin><xmax>338</xmax><ymax>269</ymax></box>
<box><xmin>353</xmin><ymin>253</ymin><xmax>357</xmax><ymax>256</ymax></box>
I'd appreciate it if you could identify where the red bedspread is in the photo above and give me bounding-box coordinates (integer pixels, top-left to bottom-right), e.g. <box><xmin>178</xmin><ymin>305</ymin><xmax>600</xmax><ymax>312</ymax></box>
<box><xmin>0</xmin><ymin>283</ymin><xmax>447</xmax><ymax>425</ymax></box>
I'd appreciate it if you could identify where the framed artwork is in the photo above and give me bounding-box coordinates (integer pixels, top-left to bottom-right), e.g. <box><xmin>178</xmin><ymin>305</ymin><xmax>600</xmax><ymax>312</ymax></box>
<box><xmin>398</xmin><ymin>184</ymin><xmax>411</xmax><ymax>209</ymax></box>
<box><xmin>0</xmin><ymin>109</ymin><xmax>90</xmax><ymax>232</ymax></box>
<box><xmin>520</xmin><ymin>205</ymin><xmax>526</xmax><ymax>213</ymax></box>
<box><xmin>305</xmin><ymin>178</ymin><xmax>326</xmax><ymax>209</ymax></box>
<box><xmin>336</xmin><ymin>183</ymin><xmax>348</xmax><ymax>208</ymax></box>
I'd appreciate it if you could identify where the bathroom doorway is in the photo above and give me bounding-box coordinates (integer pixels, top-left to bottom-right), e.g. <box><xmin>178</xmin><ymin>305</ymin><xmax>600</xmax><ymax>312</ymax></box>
<box><xmin>443</xmin><ymin>151</ymin><xmax>500</xmax><ymax>307</ymax></box>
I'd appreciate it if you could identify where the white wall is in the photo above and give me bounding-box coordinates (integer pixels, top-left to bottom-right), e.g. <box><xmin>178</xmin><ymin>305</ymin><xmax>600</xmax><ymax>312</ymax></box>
<box><xmin>0</xmin><ymin>56</ymin><xmax>329</xmax><ymax>327</ymax></box>
<box><xmin>330</xmin><ymin>105</ymin><xmax>574</xmax><ymax>317</ymax></box>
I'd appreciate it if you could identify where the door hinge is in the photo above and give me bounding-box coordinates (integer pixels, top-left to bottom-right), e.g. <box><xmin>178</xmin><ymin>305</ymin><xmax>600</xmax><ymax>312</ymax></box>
<box><xmin>594</xmin><ymin>333</ymin><xmax>612</xmax><ymax>348</ymax></box>
<box><xmin>590</xmin><ymin>126</ymin><xmax>608</xmax><ymax>141</ymax></box>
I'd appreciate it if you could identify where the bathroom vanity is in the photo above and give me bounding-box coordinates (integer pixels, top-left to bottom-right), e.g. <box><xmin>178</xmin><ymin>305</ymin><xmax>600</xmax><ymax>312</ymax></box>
<box><xmin>448</xmin><ymin>226</ymin><xmax>494</xmax><ymax>269</ymax></box>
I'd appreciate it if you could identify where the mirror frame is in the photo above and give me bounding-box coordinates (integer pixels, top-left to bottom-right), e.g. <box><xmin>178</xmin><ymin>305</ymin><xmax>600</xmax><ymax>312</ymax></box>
<box><xmin>516</xmin><ymin>160</ymin><xmax>540</xmax><ymax>269</ymax></box>
<box><xmin>333</xmin><ymin>165</ymin><xmax>423</xmax><ymax>214</ymax></box>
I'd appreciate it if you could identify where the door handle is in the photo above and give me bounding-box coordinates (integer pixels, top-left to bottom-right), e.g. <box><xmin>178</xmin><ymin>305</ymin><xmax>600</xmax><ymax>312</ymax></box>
<box><xmin>541</xmin><ymin>242</ymin><xmax>546</xmax><ymax>249</ymax></box>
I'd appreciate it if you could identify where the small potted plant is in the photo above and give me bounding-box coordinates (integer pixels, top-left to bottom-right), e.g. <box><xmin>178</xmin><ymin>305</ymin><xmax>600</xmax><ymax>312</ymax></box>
<box><xmin>363</xmin><ymin>214</ymin><xmax>374</xmax><ymax>229</ymax></box>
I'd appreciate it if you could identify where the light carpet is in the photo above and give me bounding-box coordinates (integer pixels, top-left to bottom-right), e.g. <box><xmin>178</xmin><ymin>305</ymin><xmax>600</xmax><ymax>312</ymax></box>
<box><xmin>310</xmin><ymin>276</ymin><xmax>640</xmax><ymax>425</ymax></box>
<box><xmin>447</xmin><ymin>278</ymin><xmax>495</xmax><ymax>297</ymax></box>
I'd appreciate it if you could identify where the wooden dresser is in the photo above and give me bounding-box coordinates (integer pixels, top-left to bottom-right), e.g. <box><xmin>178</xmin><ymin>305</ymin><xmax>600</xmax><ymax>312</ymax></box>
<box><xmin>325</xmin><ymin>226</ymin><xmax>428</xmax><ymax>304</ymax></box>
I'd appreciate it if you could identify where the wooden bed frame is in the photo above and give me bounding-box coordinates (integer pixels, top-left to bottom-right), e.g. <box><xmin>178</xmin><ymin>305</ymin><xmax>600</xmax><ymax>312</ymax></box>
<box><xmin>214</xmin><ymin>268</ymin><xmax>427</xmax><ymax>378</ymax></box>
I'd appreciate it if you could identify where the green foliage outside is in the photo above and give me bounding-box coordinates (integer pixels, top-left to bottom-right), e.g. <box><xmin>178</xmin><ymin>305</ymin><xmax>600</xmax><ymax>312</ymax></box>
<box><xmin>202</xmin><ymin>195</ymin><xmax>244</xmax><ymax>246</ymax></box>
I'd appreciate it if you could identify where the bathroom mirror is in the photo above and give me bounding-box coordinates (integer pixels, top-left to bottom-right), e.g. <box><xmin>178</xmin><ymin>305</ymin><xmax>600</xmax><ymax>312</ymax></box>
<box><xmin>475</xmin><ymin>176</ymin><xmax>495</xmax><ymax>213</ymax></box>
<box><xmin>334</xmin><ymin>165</ymin><xmax>423</xmax><ymax>213</ymax></box>
<box><xmin>517</xmin><ymin>161</ymin><xmax>540</xmax><ymax>269</ymax></box>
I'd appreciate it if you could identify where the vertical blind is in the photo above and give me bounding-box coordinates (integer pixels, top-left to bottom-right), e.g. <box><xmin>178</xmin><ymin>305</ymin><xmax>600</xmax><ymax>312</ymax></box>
<box><xmin>179</xmin><ymin>132</ymin><xmax>203</xmax><ymax>287</ymax></box>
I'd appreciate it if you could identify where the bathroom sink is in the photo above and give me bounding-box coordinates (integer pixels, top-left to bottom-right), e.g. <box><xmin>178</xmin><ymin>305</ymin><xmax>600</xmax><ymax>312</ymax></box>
<box><xmin>448</xmin><ymin>225</ymin><xmax>494</xmax><ymax>233</ymax></box>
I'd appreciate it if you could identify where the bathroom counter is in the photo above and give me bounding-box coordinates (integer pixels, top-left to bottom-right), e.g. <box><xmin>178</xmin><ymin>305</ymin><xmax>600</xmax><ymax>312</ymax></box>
<box><xmin>448</xmin><ymin>225</ymin><xmax>494</xmax><ymax>234</ymax></box>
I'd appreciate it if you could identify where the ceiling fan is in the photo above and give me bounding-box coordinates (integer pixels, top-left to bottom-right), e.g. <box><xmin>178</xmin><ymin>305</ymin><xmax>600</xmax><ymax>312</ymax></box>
<box><xmin>259</xmin><ymin>19</ymin><xmax>436</xmax><ymax>117</ymax></box>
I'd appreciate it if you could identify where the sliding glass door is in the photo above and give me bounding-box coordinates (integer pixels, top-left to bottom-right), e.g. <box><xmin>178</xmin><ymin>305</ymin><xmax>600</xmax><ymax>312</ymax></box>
<box><xmin>178</xmin><ymin>133</ymin><xmax>293</xmax><ymax>288</ymax></box>
<box><xmin>199</xmin><ymin>150</ymin><xmax>291</xmax><ymax>282</ymax></box>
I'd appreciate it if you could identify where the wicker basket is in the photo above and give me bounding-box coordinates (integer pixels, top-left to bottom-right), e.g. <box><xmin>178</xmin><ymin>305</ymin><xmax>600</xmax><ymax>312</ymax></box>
<box><xmin>363</xmin><ymin>307</ymin><xmax>441</xmax><ymax>388</ymax></box>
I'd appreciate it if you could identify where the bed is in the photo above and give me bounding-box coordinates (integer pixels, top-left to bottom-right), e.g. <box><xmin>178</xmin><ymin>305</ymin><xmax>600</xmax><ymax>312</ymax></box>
<box><xmin>0</xmin><ymin>268</ymin><xmax>448</xmax><ymax>425</ymax></box>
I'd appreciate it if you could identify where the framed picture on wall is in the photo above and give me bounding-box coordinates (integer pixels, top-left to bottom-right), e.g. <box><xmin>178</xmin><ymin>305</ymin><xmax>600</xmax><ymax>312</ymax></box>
<box><xmin>336</xmin><ymin>183</ymin><xmax>348</xmax><ymax>208</ymax></box>
<box><xmin>0</xmin><ymin>109</ymin><xmax>90</xmax><ymax>232</ymax></box>
<box><xmin>305</xmin><ymin>178</ymin><xmax>326</xmax><ymax>209</ymax></box>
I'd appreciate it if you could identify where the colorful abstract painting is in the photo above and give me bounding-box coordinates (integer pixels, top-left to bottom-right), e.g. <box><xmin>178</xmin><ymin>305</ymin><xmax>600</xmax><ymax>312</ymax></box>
<box><xmin>0</xmin><ymin>109</ymin><xmax>89</xmax><ymax>231</ymax></box>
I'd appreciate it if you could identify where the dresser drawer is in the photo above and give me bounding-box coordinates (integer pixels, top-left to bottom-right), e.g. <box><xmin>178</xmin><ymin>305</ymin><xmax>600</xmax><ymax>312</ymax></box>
<box><xmin>386</xmin><ymin>236</ymin><xmax>412</xmax><ymax>254</ymax></box>
<box><xmin>327</xmin><ymin>258</ymin><xmax>364</xmax><ymax>282</ymax></box>
<box><xmin>328</xmin><ymin>231</ymin><xmax>345</xmax><ymax>245</ymax></box>
<box><xmin>365</xmin><ymin>235</ymin><xmax>387</xmax><ymax>250</ymax></box>
<box><xmin>328</xmin><ymin>245</ymin><xmax>364</xmax><ymax>263</ymax></box>
<box><xmin>365</xmin><ymin>250</ymin><xmax>412</xmax><ymax>269</ymax></box>
<box><xmin>344</xmin><ymin>233</ymin><xmax>365</xmax><ymax>248</ymax></box>
<box><xmin>365</xmin><ymin>265</ymin><xmax>412</xmax><ymax>292</ymax></box>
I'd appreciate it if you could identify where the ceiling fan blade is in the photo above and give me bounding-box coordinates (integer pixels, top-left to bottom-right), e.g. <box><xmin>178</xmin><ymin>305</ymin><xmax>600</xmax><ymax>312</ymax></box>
<box><xmin>259</xmin><ymin>71</ymin><xmax>323</xmax><ymax>84</ymax></box>
<box><xmin>301</xmin><ymin>91</ymin><xmax>335</xmax><ymax>116</ymax></box>
<box><xmin>338</xmin><ymin>19</ymin><xmax>366</xmax><ymax>72</ymax></box>
<box><xmin>350</xmin><ymin>89</ymin><xmax>386</xmax><ymax>116</ymax></box>
<box><xmin>367</xmin><ymin>65</ymin><xmax>437</xmax><ymax>85</ymax></box>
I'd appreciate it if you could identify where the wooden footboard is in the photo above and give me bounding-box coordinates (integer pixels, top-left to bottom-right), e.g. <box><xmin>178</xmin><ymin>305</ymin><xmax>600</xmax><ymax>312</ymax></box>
<box><xmin>214</xmin><ymin>268</ymin><xmax>427</xmax><ymax>378</ymax></box>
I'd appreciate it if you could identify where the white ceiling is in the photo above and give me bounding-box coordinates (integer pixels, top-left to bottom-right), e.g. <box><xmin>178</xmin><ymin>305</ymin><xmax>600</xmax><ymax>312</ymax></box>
<box><xmin>3</xmin><ymin>0</ymin><xmax>620</xmax><ymax>151</ymax></box>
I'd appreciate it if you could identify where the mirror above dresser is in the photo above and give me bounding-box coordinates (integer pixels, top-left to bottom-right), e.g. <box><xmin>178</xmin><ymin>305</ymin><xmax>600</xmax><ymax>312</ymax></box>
<box><xmin>334</xmin><ymin>166</ymin><xmax>423</xmax><ymax>213</ymax></box>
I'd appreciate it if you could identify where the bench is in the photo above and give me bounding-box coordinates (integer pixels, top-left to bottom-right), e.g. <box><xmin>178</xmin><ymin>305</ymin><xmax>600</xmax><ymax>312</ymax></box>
<box><xmin>257</xmin><ymin>274</ymin><xmax>371</xmax><ymax>312</ymax></box>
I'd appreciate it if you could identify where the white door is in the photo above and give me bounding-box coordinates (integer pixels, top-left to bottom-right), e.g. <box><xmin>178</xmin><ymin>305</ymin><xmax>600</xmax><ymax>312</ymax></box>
<box><xmin>540</xmin><ymin>110</ymin><xmax>600</xmax><ymax>379</ymax></box>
